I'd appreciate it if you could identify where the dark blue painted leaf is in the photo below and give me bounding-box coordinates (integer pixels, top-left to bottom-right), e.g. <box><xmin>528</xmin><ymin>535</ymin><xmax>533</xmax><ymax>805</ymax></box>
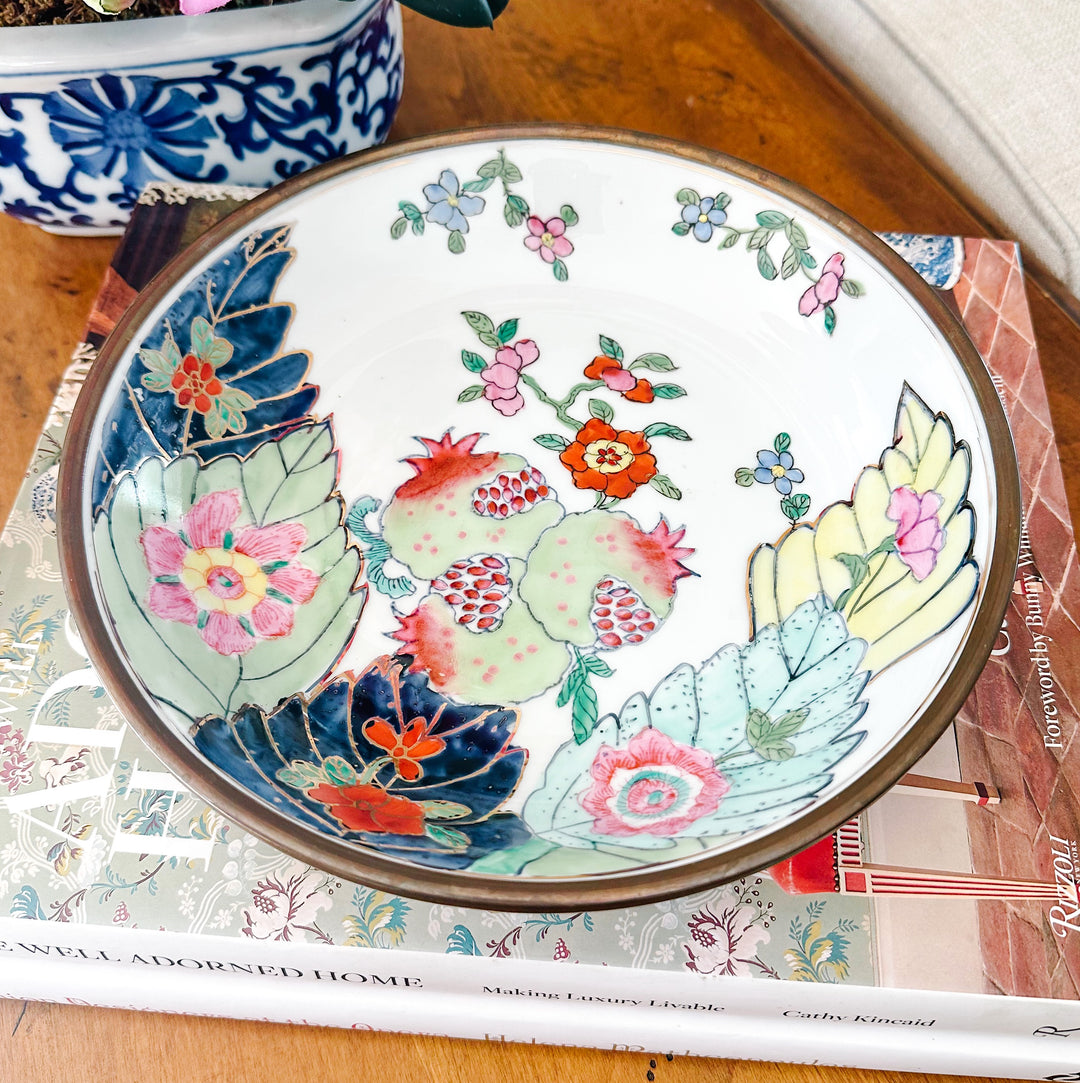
<box><xmin>193</xmin><ymin>654</ymin><xmax>531</xmax><ymax>870</ymax></box>
<box><xmin>92</xmin><ymin>225</ymin><xmax>317</xmax><ymax>513</ymax></box>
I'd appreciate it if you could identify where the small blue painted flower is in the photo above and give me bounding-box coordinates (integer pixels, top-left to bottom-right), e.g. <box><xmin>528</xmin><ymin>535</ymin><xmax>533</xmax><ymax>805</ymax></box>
<box><xmin>423</xmin><ymin>169</ymin><xmax>486</xmax><ymax>233</ymax></box>
<box><xmin>43</xmin><ymin>74</ymin><xmax>217</xmax><ymax>194</ymax></box>
<box><xmin>754</xmin><ymin>448</ymin><xmax>804</xmax><ymax>495</ymax></box>
<box><xmin>680</xmin><ymin>195</ymin><xmax>727</xmax><ymax>242</ymax></box>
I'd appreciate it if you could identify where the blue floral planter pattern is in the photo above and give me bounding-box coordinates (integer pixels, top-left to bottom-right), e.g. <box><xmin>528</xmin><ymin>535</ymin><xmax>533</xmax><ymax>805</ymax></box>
<box><xmin>0</xmin><ymin>0</ymin><xmax>403</xmax><ymax>232</ymax></box>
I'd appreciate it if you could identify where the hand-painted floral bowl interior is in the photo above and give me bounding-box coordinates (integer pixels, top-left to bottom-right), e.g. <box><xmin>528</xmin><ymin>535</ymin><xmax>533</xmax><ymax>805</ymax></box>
<box><xmin>60</xmin><ymin>129</ymin><xmax>1018</xmax><ymax>909</ymax></box>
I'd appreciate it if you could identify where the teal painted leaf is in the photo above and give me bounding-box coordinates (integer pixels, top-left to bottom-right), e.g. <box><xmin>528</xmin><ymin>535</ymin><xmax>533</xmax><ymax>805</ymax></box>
<box><xmin>672</xmin><ymin>222</ymin><xmax>692</xmax><ymax>236</ymax></box>
<box><xmin>757</xmin><ymin>247</ymin><xmax>778</xmax><ymax>280</ymax></box>
<box><xmin>461</xmin><ymin>348</ymin><xmax>487</xmax><ymax>372</ymax></box>
<box><xmin>92</xmin><ymin>421</ymin><xmax>366</xmax><ymax>724</ymax></box>
<box><xmin>447</xmin><ymin>229</ymin><xmax>466</xmax><ymax>255</ymax></box>
<box><xmin>757</xmin><ymin>210</ymin><xmax>789</xmax><ymax>229</ymax></box>
<box><xmin>496</xmin><ymin>318</ymin><xmax>519</xmax><ymax>343</ymax></box>
<box><xmin>534</xmin><ymin>433</ymin><xmax>571</xmax><ymax>451</ymax></box>
<box><xmin>599</xmin><ymin>334</ymin><xmax>624</xmax><ymax>362</ymax></box>
<box><xmin>522</xmin><ymin>597</ymin><xmax>868</xmax><ymax>850</ymax></box>
<box><xmin>560</xmin><ymin>204</ymin><xmax>579</xmax><ymax>226</ymax></box>
<box><xmin>676</xmin><ymin>188</ymin><xmax>701</xmax><ymax>206</ymax></box>
<box><xmin>553</xmin><ymin>258</ymin><xmax>569</xmax><ymax>282</ymax></box>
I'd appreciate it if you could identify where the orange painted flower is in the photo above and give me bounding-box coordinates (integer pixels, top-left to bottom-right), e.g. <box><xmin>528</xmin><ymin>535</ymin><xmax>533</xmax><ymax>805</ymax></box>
<box><xmin>560</xmin><ymin>417</ymin><xmax>658</xmax><ymax>499</ymax></box>
<box><xmin>306</xmin><ymin>781</ymin><xmax>427</xmax><ymax>835</ymax></box>
<box><xmin>363</xmin><ymin>715</ymin><xmax>446</xmax><ymax>781</ymax></box>
<box><xmin>583</xmin><ymin>355</ymin><xmax>654</xmax><ymax>403</ymax></box>
<box><xmin>171</xmin><ymin>354</ymin><xmax>224</xmax><ymax>415</ymax></box>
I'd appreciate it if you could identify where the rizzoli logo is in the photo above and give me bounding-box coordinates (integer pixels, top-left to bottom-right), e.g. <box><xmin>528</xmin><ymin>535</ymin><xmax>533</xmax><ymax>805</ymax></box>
<box><xmin>1047</xmin><ymin>833</ymin><xmax>1080</xmax><ymax>938</ymax></box>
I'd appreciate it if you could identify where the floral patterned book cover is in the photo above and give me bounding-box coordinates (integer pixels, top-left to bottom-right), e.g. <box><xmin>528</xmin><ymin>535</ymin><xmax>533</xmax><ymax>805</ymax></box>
<box><xmin>1</xmin><ymin>190</ymin><xmax>1077</xmax><ymax>1077</ymax></box>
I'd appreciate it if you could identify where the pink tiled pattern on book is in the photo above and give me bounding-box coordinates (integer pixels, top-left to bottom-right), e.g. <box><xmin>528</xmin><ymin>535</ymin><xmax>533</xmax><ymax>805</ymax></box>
<box><xmin>953</xmin><ymin>239</ymin><xmax>1080</xmax><ymax>998</ymax></box>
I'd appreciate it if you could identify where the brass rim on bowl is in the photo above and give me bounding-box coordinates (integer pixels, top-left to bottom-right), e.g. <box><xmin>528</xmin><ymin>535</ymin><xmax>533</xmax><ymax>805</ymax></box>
<box><xmin>58</xmin><ymin>124</ymin><xmax>1021</xmax><ymax>910</ymax></box>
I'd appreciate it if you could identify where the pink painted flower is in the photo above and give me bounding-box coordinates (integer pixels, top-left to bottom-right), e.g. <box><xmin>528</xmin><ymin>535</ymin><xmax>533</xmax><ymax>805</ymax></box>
<box><xmin>886</xmin><ymin>485</ymin><xmax>946</xmax><ymax>581</ymax></box>
<box><xmin>523</xmin><ymin>215</ymin><xmax>574</xmax><ymax>265</ymax></box>
<box><xmin>580</xmin><ymin>727</ymin><xmax>729</xmax><ymax>837</ymax></box>
<box><xmin>798</xmin><ymin>252</ymin><xmax>845</xmax><ymax>317</ymax></box>
<box><xmin>480</xmin><ymin>338</ymin><xmax>539</xmax><ymax>416</ymax></box>
<box><xmin>139</xmin><ymin>489</ymin><xmax>319</xmax><ymax>656</ymax></box>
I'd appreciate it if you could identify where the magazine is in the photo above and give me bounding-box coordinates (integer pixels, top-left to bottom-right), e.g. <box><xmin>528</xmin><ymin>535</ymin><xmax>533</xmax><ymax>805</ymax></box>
<box><xmin>1</xmin><ymin>190</ymin><xmax>1077</xmax><ymax>1080</ymax></box>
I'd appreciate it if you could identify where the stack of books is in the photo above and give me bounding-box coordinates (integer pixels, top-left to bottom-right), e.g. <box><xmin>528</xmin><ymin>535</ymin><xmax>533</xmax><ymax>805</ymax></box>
<box><xmin>1</xmin><ymin>190</ymin><xmax>1076</xmax><ymax>1080</ymax></box>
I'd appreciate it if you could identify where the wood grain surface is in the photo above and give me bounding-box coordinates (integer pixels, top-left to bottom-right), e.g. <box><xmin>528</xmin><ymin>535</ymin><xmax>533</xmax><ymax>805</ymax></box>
<box><xmin>3</xmin><ymin>2</ymin><xmax>1076</xmax><ymax>1080</ymax></box>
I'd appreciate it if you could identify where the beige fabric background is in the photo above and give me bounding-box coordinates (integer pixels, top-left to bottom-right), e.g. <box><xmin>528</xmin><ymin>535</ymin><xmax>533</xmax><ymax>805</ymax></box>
<box><xmin>763</xmin><ymin>0</ymin><xmax>1080</xmax><ymax>295</ymax></box>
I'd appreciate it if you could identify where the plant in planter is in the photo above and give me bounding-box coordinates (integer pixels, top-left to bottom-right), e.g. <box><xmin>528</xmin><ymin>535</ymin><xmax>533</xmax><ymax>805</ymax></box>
<box><xmin>0</xmin><ymin>0</ymin><xmax>508</xmax><ymax>232</ymax></box>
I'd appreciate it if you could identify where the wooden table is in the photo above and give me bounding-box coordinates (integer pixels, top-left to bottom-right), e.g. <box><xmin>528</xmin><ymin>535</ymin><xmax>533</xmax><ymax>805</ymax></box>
<box><xmin>3</xmin><ymin>2</ymin><xmax>1076</xmax><ymax>1080</ymax></box>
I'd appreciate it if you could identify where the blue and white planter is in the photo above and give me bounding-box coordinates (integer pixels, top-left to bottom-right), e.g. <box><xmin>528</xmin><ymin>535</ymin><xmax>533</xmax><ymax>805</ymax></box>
<box><xmin>0</xmin><ymin>0</ymin><xmax>403</xmax><ymax>233</ymax></box>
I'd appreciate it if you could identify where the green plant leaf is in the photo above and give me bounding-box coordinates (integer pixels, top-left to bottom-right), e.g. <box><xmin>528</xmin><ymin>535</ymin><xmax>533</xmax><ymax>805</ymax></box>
<box><xmin>650</xmin><ymin>384</ymin><xmax>687</xmax><ymax>399</ymax></box>
<box><xmin>420</xmin><ymin>800</ymin><xmax>472</xmax><ymax>821</ymax></box>
<box><xmin>672</xmin><ymin>222</ymin><xmax>692</xmax><ymax>236</ymax></box>
<box><xmin>461</xmin><ymin>348</ymin><xmax>487</xmax><ymax>372</ymax></box>
<box><xmin>496</xmin><ymin>318</ymin><xmax>519</xmax><ymax>343</ymax></box>
<box><xmin>447</xmin><ymin>229</ymin><xmax>466</xmax><ymax>255</ymax></box>
<box><xmin>781</xmin><ymin>492</ymin><xmax>812</xmax><ymax>522</ymax></box>
<box><xmin>757</xmin><ymin>247</ymin><xmax>777</xmax><ymax>280</ymax></box>
<box><xmin>599</xmin><ymin>334</ymin><xmax>624</xmax><ymax>362</ymax></box>
<box><xmin>774</xmin><ymin>432</ymin><xmax>791</xmax><ymax>454</ymax></box>
<box><xmin>457</xmin><ymin>385</ymin><xmax>485</xmax><ymax>402</ymax></box>
<box><xmin>398</xmin><ymin>0</ymin><xmax>509</xmax><ymax>28</ymax></box>
<box><xmin>324</xmin><ymin>756</ymin><xmax>358</xmax><ymax>787</ymax></box>
<box><xmin>785</xmin><ymin>219</ymin><xmax>810</xmax><ymax>249</ymax></box>
<box><xmin>746</xmin><ymin>707</ymin><xmax>810</xmax><ymax>761</ymax></box>
<box><xmin>649</xmin><ymin>474</ymin><xmax>682</xmax><ymax>500</ymax></box>
<box><xmin>560</xmin><ymin>204</ymin><xmax>579</xmax><ymax>226</ymax></box>
<box><xmin>735</xmin><ymin>467</ymin><xmax>755</xmax><ymax>487</ymax></box>
<box><xmin>642</xmin><ymin>422</ymin><xmax>690</xmax><ymax>440</ymax></box>
<box><xmin>675</xmin><ymin>188</ymin><xmax>702</xmax><ymax>206</ymax></box>
<box><xmin>553</xmin><ymin>258</ymin><xmax>569</xmax><ymax>282</ymax></box>
<box><xmin>823</xmin><ymin>304</ymin><xmax>837</xmax><ymax>335</ymax></box>
<box><xmin>747</xmin><ymin>227</ymin><xmax>772</xmax><ymax>250</ymax></box>
<box><xmin>588</xmin><ymin>398</ymin><xmax>614</xmax><ymax>425</ymax></box>
<box><xmin>535</xmin><ymin>433</ymin><xmax>571</xmax><ymax>451</ymax></box>
<box><xmin>756</xmin><ymin>210</ymin><xmax>789</xmax><ymax>229</ymax></box>
<box><xmin>781</xmin><ymin>244</ymin><xmax>800</xmax><ymax>279</ymax></box>
<box><xmin>462</xmin><ymin>311</ymin><xmax>494</xmax><ymax>336</ymax></box>
<box><xmin>462</xmin><ymin>177</ymin><xmax>494</xmax><ymax>192</ymax></box>
<box><xmin>841</xmin><ymin>278</ymin><xmax>865</xmax><ymax>298</ymax></box>
<box><xmin>390</xmin><ymin>216</ymin><xmax>408</xmax><ymax>240</ymax></box>
<box><xmin>630</xmin><ymin>352</ymin><xmax>675</xmax><ymax>372</ymax></box>
<box><xmin>718</xmin><ymin>228</ymin><xmax>740</xmax><ymax>249</ymax></box>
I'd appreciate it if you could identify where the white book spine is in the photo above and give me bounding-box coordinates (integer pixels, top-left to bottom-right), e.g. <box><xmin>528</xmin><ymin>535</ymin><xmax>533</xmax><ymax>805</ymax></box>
<box><xmin>2</xmin><ymin>916</ymin><xmax>1079</xmax><ymax>1079</ymax></box>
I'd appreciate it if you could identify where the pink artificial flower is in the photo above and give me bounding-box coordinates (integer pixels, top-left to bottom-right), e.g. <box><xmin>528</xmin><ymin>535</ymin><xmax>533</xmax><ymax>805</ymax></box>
<box><xmin>580</xmin><ymin>727</ymin><xmax>729</xmax><ymax>837</ymax></box>
<box><xmin>140</xmin><ymin>489</ymin><xmax>319</xmax><ymax>656</ymax></box>
<box><xmin>886</xmin><ymin>485</ymin><xmax>946</xmax><ymax>581</ymax></box>
<box><xmin>523</xmin><ymin>215</ymin><xmax>574</xmax><ymax>265</ymax></box>
<box><xmin>798</xmin><ymin>252</ymin><xmax>845</xmax><ymax>317</ymax></box>
<box><xmin>179</xmin><ymin>0</ymin><xmax>232</xmax><ymax>13</ymax></box>
<box><xmin>480</xmin><ymin>338</ymin><xmax>539</xmax><ymax>416</ymax></box>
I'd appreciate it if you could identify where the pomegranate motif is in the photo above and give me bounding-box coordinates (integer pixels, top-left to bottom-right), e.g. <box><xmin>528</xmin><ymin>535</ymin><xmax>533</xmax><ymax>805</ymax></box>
<box><xmin>381</xmin><ymin>432</ymin><xmax>563</xmax><ymax>580</ymax></box>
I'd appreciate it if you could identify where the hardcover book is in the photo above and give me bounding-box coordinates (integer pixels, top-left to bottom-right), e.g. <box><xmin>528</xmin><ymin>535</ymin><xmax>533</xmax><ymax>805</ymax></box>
<box><xmin>1</xmin><ymin>189</ymin><xmax>1077</xmax><ymax>1079</ymax></box>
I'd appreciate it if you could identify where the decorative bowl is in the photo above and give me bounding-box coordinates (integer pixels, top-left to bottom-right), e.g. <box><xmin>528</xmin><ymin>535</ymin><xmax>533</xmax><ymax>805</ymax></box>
<box><xmin>58</xmin><ymin>127</ymin><xmax>1020</xmax><ymax>909</ymax></box>
<box><xmin>0</xmin><ymin>0</ymin><xmax>402</xmax><ymax>233</ymax></box>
